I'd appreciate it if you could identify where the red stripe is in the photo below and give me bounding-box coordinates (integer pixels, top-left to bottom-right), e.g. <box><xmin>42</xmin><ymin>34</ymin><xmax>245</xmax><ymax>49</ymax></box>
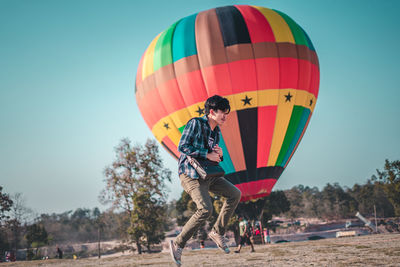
<box><xmin>279</xmin><ymin>57</ymin><xmax>299</xmax><ymax>89</ymax></box>
<box><xmin>157</xmin><ymin>78</ymin><xmax>188</xmax><ymax>113</ymax></box>
<box><xmin>201</xmin><ymin>64</ymin><xmax>233</xmax><ymax>96</ymax></box>
<box><xmin>137</xmin><ymin>97</ymin><xmax>155</xmax><ymax>128</ymax></box>
<box><xmin>236</xmin><ymin>179</ymin><xmax>277</xmax><ymax>202</ymax></box>
<box><xmin>176</xmin><ymin>69</ymin><xmax>209</xmax><ymax>106</ymax></box>
<box><xmin>235</xmin><ymin>5</ymin><xmax>275</xmax><ymax>43</ymax></box>
<box><xmin>255</xmin><ymin>57</ymin><xmax>280</xmax><ymax>89</ymax></box>
<box><xmin>298</xmin><ymin>59</ymin><xmax>312</xmax><ymax>91</ymax></box>
<box><xmin>228</xmin><ymin>59</ymin><xmax>258</xmax><ymax>93</ymax></box>
<box><xmin>162</xmin><ymin>136</ymin><xmax>179</xmax><ymax>158</ymax></box>
<box><xmin>257</xmin><ymin>106</ymin><xmax>277</xmax><ymax>168</ymax></box>
<box><xmin>310</xmin><ymin>65</ymin><xmax>320</xmax><ymax>98</ymax></box>
<box><xmin>138</xmin><ymin>86</ymin><xmax>169</xmax><ymax>128</ymax></box>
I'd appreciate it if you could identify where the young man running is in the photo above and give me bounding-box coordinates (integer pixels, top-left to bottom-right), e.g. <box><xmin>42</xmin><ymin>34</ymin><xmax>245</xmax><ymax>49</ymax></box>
<box><xmin>169</xmin><ymin>95</ymin><xmax>241</xmax><ymax>266</ymax></box>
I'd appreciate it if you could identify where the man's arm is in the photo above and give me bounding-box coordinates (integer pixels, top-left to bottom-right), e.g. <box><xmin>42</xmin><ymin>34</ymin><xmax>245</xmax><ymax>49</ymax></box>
<box><xmin>178</xmin><ymin>119</ymin><xmax>208</xmax><ymax>159</ymax></box>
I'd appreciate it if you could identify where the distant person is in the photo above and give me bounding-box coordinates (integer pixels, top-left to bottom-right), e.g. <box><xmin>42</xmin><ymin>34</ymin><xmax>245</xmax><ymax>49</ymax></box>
<box><xmin>56</xmin><ymin>246</ymin><xmax>63</xmax><ymax>259</ymax></box>
<box><xmin>169</xmin><ymin>95</ymin><xmax>241</xmax><ymax>266</ymax></box>
<box><xmin>200</xmin><ymin>240</ymin><xmax>205</xmax><ymax>249</ymax></box>
<box><xmin>254</xmin><ymin>222</ymin><xmax>261</xmax><ymax>236</ymax></box>
<box><xmin>5</xmin><ymin>251</ymin><xmax>16</xmax><ymax>262</ymax></box>
<box><xmin>198</xmin><ymin>226</ymin><xmax>207</xmax><ymax>249</ymax></box>
<box><xmin>234</xmin><ymin>216</ymin><xmax>255</xmax><ymax>253</ymax></box>
<box><xmin>265</xmin><ymin>227</ymin><xmax>271</xmax><ymax>244</ymax></box>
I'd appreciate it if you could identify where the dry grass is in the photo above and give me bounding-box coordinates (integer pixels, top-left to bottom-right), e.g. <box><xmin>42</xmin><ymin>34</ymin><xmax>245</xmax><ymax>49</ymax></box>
<box><xmin>1</xmin><ymin>233</ymin><xmax>400</xmax><ymax>267</ymax></box>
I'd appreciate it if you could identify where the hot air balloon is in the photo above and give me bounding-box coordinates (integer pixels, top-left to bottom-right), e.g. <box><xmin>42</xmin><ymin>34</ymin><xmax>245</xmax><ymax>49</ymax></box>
<box><xmin>135</xmin><ymin>5</ymin><xmax>319</xmax><ymax>202</ymax></box>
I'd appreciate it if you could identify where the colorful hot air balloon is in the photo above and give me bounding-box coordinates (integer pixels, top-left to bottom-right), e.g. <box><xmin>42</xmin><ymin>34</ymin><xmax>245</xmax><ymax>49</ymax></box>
<box><xmin>135</xmin><ymin>5</ymin><xmax>319</xmax><ymax>202</ymax></box>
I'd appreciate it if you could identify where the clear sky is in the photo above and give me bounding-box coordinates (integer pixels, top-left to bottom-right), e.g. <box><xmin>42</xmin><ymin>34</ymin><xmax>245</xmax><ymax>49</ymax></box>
<box><xmin>1</xmin><ymin>0</ymin><xmax>399</xmax><ymax>215</ymax></box>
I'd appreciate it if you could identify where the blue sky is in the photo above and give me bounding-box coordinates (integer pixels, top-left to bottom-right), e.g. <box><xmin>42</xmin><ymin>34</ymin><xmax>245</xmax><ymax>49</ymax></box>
<box><xmin>1</xmin><ymin>0</ymin><xmax>399</xmax><ymax>215</ymax></box>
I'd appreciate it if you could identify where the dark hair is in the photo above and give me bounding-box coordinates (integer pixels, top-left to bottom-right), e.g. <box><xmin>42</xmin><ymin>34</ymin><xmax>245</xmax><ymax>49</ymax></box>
<box><xmin>205</xmin><ymin>95</ymin><xmax>230</xmax><ymax>116</ymax></box>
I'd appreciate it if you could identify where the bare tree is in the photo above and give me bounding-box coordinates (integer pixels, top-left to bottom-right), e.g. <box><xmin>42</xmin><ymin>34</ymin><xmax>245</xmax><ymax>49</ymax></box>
<box><xmin>8</xmin><ymin>193</ymin><xmax>33</xmax><ymax>252</ymax></box>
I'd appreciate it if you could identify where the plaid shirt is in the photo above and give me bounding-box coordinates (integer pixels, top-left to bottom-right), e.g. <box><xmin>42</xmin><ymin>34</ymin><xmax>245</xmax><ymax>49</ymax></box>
<box><xmin>178</xmin><ymin>115</ymin><xmax>221</xmax><ymax>179</ymax></box>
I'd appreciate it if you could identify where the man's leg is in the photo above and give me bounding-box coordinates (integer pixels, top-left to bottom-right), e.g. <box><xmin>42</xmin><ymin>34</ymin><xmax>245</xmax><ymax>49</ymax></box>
<box><xmin>250</xmin><ymin>241</ymin><xmax>255</xmax><ymax>252</ymax></box>
<box><xmin>235</xmin><ymin>245</ymin><xmax>242</xmax><ymax>253</ymax></box>
<box><xmin>174</xmin><ymin>174</ymin><xmax>213</xmax><ymax>248</ymax></box>
<box><xmin>209</xmin><ymin>177</ymin><xmax>241</xmax><ymax>235</ymax></box>
<box><xmin>235</xmin><ymin>237</ymin><xmax>244</xmax><ymax>253</ymax></box>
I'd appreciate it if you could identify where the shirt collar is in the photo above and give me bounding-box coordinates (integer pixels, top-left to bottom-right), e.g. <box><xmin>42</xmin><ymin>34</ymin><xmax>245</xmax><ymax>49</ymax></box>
<box><xmin>201</xmin><ymin>115</ymin><xmax>220</xmax><ymax>133</ymax></box>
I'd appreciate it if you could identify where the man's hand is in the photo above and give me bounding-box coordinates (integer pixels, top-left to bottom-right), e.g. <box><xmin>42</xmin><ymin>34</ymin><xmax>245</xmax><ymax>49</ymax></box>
<box><xmin>213</xmin><ymin>145</ymin><xmax>223</xmax><ymax>158</ymax></box>
<box><xmin>207</xmin><ymin>151</ymin><xmax>221</xmax><ymax>162</ymax></box>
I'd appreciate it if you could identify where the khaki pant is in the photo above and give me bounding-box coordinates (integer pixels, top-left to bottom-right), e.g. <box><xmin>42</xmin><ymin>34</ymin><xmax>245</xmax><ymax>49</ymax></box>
<box><xmin>175</xmin><ymin>174</ymin><xmax>241</xmax><ymax>248</ymax></box>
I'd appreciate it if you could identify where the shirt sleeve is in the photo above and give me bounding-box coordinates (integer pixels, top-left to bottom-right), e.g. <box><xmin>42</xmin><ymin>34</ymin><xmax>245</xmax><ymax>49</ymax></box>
<box><xmin>178</xmin><ymin>119</ymin><xmax>208</xmax><ymax>159</ymax></box>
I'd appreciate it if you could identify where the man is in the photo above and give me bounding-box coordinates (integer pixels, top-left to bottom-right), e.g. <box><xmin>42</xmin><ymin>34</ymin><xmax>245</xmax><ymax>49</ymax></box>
<box><xmin>169</xmin><ymin>95</ymin><xmax>241</xmax><ymax>266</ymax></box>
<box><xmin>265</xmin><ymin>227</ymin><xmax>271</xmax><ymax>244</ymax></box>
<box><xmin>234</xmin><ymin>216</ymin><xmax>255</xmax><ymax>253</ymax></box>
<box><xmin>56</xmin><ymin>246</ymin><xmax>63</xmax><ymax>259</ymax></box>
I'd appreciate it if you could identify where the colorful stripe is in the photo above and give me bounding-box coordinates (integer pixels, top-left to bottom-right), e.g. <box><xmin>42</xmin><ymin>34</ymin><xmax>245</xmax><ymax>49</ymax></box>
<box><xmin>219</xmin><ymin>135</ymin><xmax>235</xmax><ymax>174</ymax></box>
<box><xmin>216</xmin><ymin>6</ymin><xmax>251</xmax><ymax>46</ymax></box>
<box><xmin>275</xmin><ymin>105</ymin><xmax>306</xmax><ymax>166</ymax></box>
<box><xmin>252</xmin><ymin>6</ymin><xmax>294</xmax><ymax>43</ymax></box>
<box><xmin>273</xmin><ymin>9</ymin><xmax>308</xmax><ymax>47</ymax></box>
<box><xmin>153</xmin><ymin>21</ymin><xmax>179</xmax><ymax>71</ymax></box>
<box><xmin>149</xmin><ymin>89</ymin><xmax>316</xmax><ymax>142</ymax></box>
<box><xmin>137</xmin><ymin>42</ymin><xmax>318</xmax><ymax>101</ymax></box>
<box><xmin>141</xmin><ymin>33</ymin><xmax>161</xmax><ymax>80</ymax></box>
<box><xmin>281</xmin><ymin>107</ymin><xmax>310</xmax><ymax>166</ymax></box>
<box><xmin>220</xmin><ymin>111</ymin><xmax>246</xmax><ymax>172</ymax></box>
<box><xmin>172</xmin><ymin>14</ymin><xmax>198</xmax><ymax>62</ymax></box>
<box><xmin>235</xmin><ymin>5</ymin><xmax>275</xmax><ymax>43</ymax></box>
<box><xmin>267</xmin><ymin>89</ymin><xmax>297</xmax><ymax>166</ymax></box>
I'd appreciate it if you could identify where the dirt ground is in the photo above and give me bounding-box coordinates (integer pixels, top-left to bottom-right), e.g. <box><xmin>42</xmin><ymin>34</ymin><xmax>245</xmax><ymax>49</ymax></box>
<box><xmin>1</xmin><ymin>233</ymin><xmax>400</xmax><ymax>267</ymax></box>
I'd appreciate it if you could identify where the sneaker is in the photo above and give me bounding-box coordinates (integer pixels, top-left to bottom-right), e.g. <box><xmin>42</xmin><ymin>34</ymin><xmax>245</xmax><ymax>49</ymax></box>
<box><xmin>234</xmin><ymin>250</ymin><xmax>240</xmax><ymax>253</ymax></box>
<box><xmin>208</xmin><ymin>230</ymin><xmax>230</xmax><ymax>254</ymax></box>
<box><xmin>169</xmin><ymin>240</ymin><xmax>182</xmax><ymax>266</ymax></box>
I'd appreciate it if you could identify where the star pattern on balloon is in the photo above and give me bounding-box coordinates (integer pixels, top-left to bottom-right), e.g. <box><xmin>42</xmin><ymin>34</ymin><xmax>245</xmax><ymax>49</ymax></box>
<box><xmin>241</xmin><ymin>95</ymin><xmax>252</xmax><ymax>106</ymax></box>
<box><xmin>163</xmin><ymin>122</ymin><xmax>170</xmax><ymax>130</ymax></box>
<box><xmin>196</xmin><ymin>106</ymin><xmax>205</xmax><ymax>116</ymax></box>
<box><xmin>285</xmin><ymin>92</ymin><xmax>293</xmax><ymax>102</ymax></box>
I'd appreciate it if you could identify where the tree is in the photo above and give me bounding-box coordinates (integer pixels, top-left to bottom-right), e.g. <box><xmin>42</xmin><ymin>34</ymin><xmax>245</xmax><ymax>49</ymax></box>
<box><xmin>236</xmin><ymin>197</ymin><xmax>266</xmax><ymax>221</ymax></box>
<box><xmin>100</xmin><ymin>138</ymin><xmax>171</xmax><ymax>254</ymax></box>
<box><xmin>350</xmin><ymin>181</ymin><xmax>394</xmax><ymax>217</ymax></box>
<box><xmin>319</xmin><ymin>183</ymin><xmax>357</xmax><ymax>219</ymax></box>
<box><xmin>301</xmin><ymin>186</ymin><xmax>322</xmax><ymax>218</ymax></box>
<box><xmin>25</xmin><ymin>224</ymin><xmax>49</xmax><ymax>259</ymax></box>
<box><xmin>128</xmin><ymin>189</ymin><xmax>167</xmax><ymax>252</ymax></box>
<box><xmin>262</xmin><ymin>191</ymin><xmax>291</xmax><ymax>223</ymax></box>
<box><xmin>0</xmin><ymin>186</ymin><xmax>13</xmax><ymax>261</ymax></box>
<box><xmin>8</xmin><ymin>193</ymin><xmax>33</xmax><ymax>253</ymax></box>
<box><xmin>0</xmin><ymin>186</ymin><xmax>13</xmax><ymax>224</ymax></box>
<box><xmin>284</xmin><ymin>186</ymin><xmax>304</xmax><ymax>218</ymax></box>
<box><xmin>374</xmin><ymin>159</ymin><xmax>400</xmax><ymax>216</ymax></box>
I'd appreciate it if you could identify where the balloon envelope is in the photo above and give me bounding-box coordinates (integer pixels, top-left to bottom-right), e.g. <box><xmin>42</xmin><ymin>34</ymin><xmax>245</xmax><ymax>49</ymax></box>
<box><xmin>135</xmin><ymin>5</ymin><xmax>320</xmax><ymax>202</ymax></box>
